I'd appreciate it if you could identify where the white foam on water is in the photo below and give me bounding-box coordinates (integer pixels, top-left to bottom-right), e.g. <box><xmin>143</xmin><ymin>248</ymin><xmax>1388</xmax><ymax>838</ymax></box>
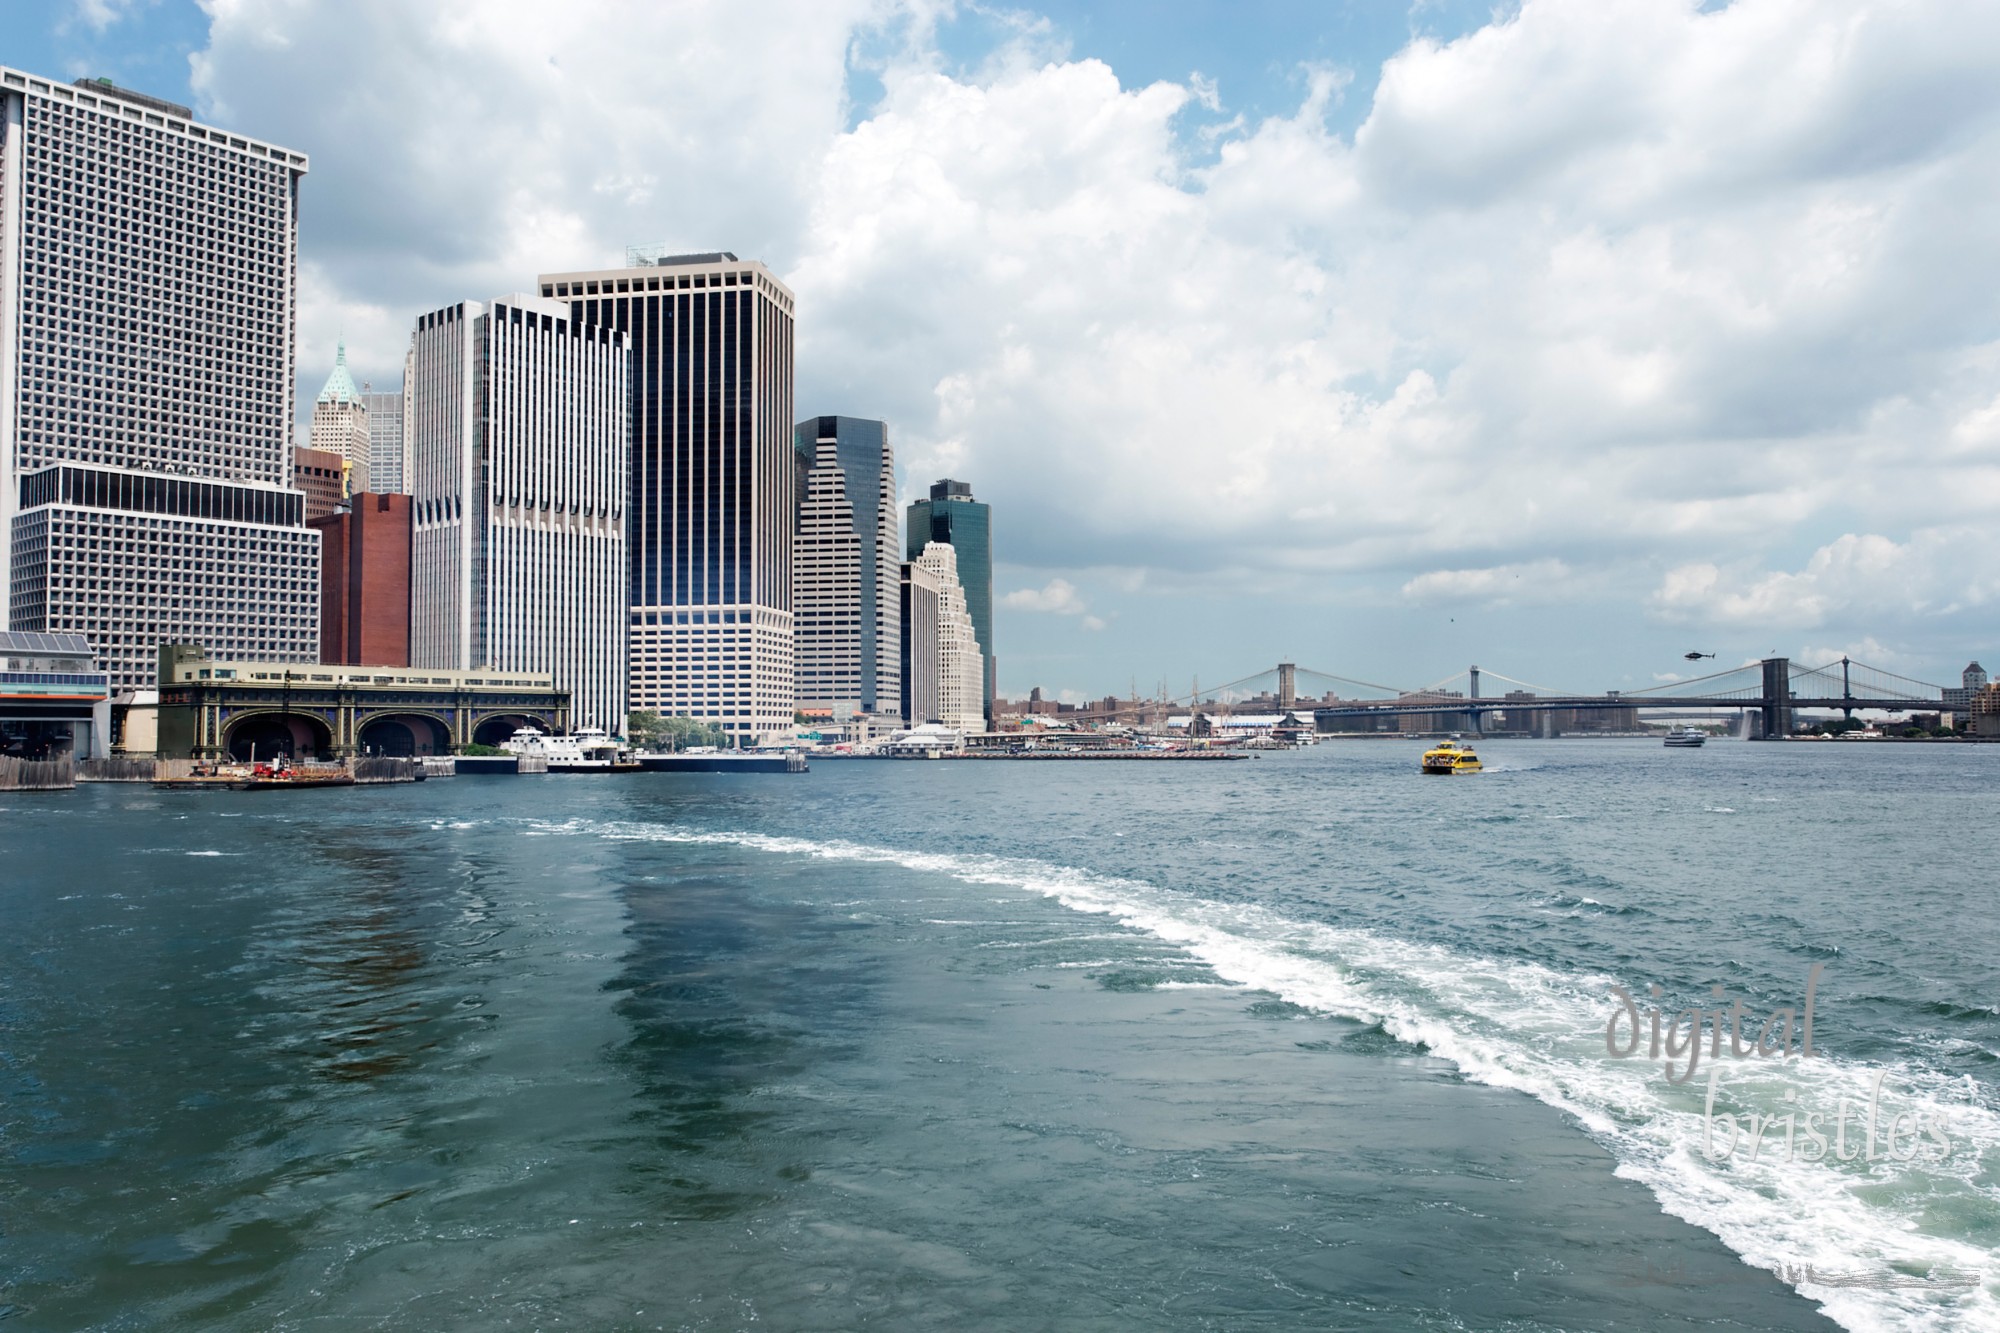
<box><xmin>543</xmin><ymin>816</ymin><xmax>2000</xmax><ymax>1330</ymax></box>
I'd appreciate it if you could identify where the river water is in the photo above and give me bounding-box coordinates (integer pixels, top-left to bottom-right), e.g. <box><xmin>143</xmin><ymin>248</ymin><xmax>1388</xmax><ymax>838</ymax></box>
<box><xmin>2</xmin><ymin>739</ymin><xmax>1996</xmax><ymax>1330</ymax></box>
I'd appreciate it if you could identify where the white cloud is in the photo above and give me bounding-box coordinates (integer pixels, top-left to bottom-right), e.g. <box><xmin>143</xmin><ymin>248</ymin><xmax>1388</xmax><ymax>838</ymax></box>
<box><xmin>1002</xmin><ymin>577</ymin><xmax>1089</xmax><ymax>615</ymax></box>
<box><xmin>69</xmin><ymin>0</ymin><xmax>150</xmax><ymax>33</ymax></box>
<box><xmin>1651</xmin><ymin>528</ymin><xmax>2000</xmax><ymax>630</ymax></box>
<box><xmin>189</xmin><ymin>0</ymin><xmax>881</xmax><ymax>390</ymax></box>
<box><xmin>792</xmin><ymin>0</ymin><xmax>2000</xmax><ymax>601</ymax></box>
<box><xmin>1794</xmin><ymin>636</ymin><xmax>1908</xmax><ymax>672</ymax></box>
<box><xmin>1400</xmin><ymin>559</ymin><xmax>1579</xmax><ymax>606</ymax></box>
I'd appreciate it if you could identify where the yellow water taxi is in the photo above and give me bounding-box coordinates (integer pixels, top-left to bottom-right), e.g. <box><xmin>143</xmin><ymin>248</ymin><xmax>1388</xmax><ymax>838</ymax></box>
<box><xmin>1421</xmin><ymin>741</ymin><xmax>1482</xmax><ymax>774</ymax></box>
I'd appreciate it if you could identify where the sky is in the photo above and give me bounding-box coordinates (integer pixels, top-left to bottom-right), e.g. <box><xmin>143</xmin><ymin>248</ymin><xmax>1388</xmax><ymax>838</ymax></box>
<box><xmin>9</xmin><ymin>0</ymin><xmax>2000</xmax><ymax>704</ymax></box>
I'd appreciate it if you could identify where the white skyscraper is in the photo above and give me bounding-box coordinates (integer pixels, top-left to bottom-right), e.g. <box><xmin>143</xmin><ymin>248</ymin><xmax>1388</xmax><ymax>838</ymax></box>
<box><xmin>902</xmin><ymin>541</ymin><xmax>984</xmax><ymax>734</ymax></box>
<box><xmin>792</xmin><ymin>415</ymin><xmax>900</xmax><ymax>721</ymax></box>
<box><xmin>0</xmin><ymin>68</ymin><xmax>319</xmax><ymax>693</ymax></box>
<box><xmin>408</xmin><ymin>295</ymin><xmax>629</xmax><ymax>733</ymax></box>
<box><xmin>308</xmin><ymin>338</ymin><xmax>370</xmax><ymax>494</ymax></box>
<box><xmin>535</xmin><ymin>252</ymin><xmax>796</xmax><ymax>746</ymax></box>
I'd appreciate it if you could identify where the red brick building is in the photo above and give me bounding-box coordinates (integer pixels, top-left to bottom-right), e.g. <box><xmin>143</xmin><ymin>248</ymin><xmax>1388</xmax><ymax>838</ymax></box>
<box><xmin>294</xmin><ymin>445</ymin><xmax>349</xmax><ymax>522</ymax></box>
<box><xmin>308</xmin><ymin>492</ymin><xmax>411</xmax><ymax>666</ymax></box>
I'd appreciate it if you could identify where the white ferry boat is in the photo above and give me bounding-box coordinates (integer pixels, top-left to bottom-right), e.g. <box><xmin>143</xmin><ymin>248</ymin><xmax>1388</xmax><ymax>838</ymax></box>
<box><xmin>502</xmin><ymin>725</ymin><xmax>635</xmax><ymax>772</ymax></box>
<box><xmin>1662</xmin><ymin>727</ymin><xmax>1707</xmax><ymax>748</ymax></box>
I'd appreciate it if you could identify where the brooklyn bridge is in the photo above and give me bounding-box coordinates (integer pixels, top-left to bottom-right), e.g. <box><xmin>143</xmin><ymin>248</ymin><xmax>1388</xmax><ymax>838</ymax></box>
<box><xmin>1116</xmin><ymin>657</ymin><xmax>1958</xmax><ymax>739</ymax></box>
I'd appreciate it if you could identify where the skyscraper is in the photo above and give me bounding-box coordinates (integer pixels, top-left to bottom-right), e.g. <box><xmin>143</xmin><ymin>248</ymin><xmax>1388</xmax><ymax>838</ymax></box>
<box><xmin>901</xmin><ymin>541</ymin><xmax>984</xmax><ymax>734</ymax></box>
<box><xmin>906</xmin><ymin>479</ymin><xmax>993</xmax><ymax>718</ymax></box>
<box><xmin>407</xmin><ymin>295</ymin><xmax>629</xmax><ymax>733</ymax></box>
<box><xmin>308</xmin><ymin>338</ymin><xmax>369</xmax><ymax>494</ymax></box>
<box><xmin>1944</xmin><ymin>661</ymin><xmax>1989</xmax><ymax>715</ymax></box>
<box><xmin>793</xmin><ymin>415</ymin><xmax>900</xmax><ymax>720</ymax></box>
<box><xmin>536</xmin><ymin>251</ymin><xmax>797</xmax><ymax>745</ymax></box>
<box><xmin>0</xmin><ymin>67</ymin><xmax>319</xmax><ymax>693</ymax></box>
<box><xmin>362</xmin><ymin>382</ymin><xmax>405</xmax><ymax>494</ymax></box>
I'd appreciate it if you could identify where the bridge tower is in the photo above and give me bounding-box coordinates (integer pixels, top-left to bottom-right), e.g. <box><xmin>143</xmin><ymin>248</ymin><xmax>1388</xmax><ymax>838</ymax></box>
<box><xmin>1759</xmin><ymin>657</ymin><xmax>1793</xmax><ymax>739</ymax></box>
<box><xmin>1469</xmin><ymin>664</ymin><xmax>1481</xmax><ymax>736</ymax></box>
<box><xmin>1277</xmin><ymin>663</ymin><xmax>1296</xmax><ymax>712</ymax></box>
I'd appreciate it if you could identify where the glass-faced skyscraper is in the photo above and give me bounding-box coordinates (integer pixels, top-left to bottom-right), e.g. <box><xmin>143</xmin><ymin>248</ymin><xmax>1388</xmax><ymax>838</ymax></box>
<box><xmin>0</xmin><ymin>67</ymin><xmax>319</xmax><ymax>693</ymax></box>
<box><xmin>537</xmin><ymin>252</ymin><xmax>797</xmax><ymax>745</ymax></box>
<box><xmin>906</xmin><ymin>479</ymin><xmax>993</xmax><ymax>718</ymax></box>
<box><xmin>793</xmin><ymin>415</ymin><xmax>899</xmax><ymax>719</ymax></box>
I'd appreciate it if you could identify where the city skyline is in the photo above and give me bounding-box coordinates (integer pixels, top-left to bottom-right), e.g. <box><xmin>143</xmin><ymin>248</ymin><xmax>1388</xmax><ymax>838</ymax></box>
<box><xmin>7</xmin><ymin>1</ymin><xmax>2000</xmax><ymax>701</ymax></box>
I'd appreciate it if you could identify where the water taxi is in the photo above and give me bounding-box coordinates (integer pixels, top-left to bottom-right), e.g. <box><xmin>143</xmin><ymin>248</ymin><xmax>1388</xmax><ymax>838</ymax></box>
<box><xmin>1662</xmin><ymin>727</ymin><xmax>1707</xmax><ymax>748</ymax></box>
<box><xmin>1421</xmin><ymin>740</ymin><xmax>1482</xmax><ymax>774</ymax></box>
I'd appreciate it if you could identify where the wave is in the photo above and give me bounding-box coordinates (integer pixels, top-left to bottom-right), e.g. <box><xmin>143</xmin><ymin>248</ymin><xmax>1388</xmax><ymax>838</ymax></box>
<box><xmin>540</xmin><ymin>816</ymin><xmax>1999</xmax><ymax>1331</ymax></box>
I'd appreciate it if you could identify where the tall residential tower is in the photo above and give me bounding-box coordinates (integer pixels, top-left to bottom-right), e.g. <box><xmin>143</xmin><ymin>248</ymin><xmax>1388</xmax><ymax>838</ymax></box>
<box><xmin>407</xmin><ymin>295</ymin><xmax>629</xmax><ymax>733</ymax></box>
<box><xmin>793</xmin><ymin>415</ymin><xmax>899</xmax><ymax>720</ymax></box>
<box><xmin>0</xmin><ymin>68</ymin><xmax>318</xmax><ymax>692</ymax></box>
<box><xmin>537</xmin><ymin>251</ymin><xmax>797</xmax><ymax>745</ymax></box>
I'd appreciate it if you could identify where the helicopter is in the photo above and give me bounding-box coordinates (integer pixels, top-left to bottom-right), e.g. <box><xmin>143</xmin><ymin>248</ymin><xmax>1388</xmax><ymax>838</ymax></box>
<box><xmin>1683</xmin><ymin>651</ymin><xmax>1716</xmax><ymax>661</ymax></box>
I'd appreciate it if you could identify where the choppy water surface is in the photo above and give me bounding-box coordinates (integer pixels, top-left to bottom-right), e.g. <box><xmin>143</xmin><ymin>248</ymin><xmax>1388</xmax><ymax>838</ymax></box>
<box><xmin>3</xmin><ymin>739</ymin><xmax>1997</xmax><ymax>1330</ymax></box>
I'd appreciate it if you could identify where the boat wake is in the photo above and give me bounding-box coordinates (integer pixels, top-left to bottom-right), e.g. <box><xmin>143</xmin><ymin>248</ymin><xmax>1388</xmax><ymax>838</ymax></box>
<box><xmin>537</xmin><ymin>816</ymin><xmax>1999</xmax><ymax>1331</ymax></box>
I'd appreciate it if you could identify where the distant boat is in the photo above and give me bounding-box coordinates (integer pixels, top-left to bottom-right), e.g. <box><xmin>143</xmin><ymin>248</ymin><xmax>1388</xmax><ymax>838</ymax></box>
<box><xmin>1421</xmin><ymin>740</ymin><xmax>1482</xmax><ymax>774</ymax></box>
<box><xmin>1662</xmin><ymin>727</ymin><xmax>1707</xmax><ymax>748</ymax></box>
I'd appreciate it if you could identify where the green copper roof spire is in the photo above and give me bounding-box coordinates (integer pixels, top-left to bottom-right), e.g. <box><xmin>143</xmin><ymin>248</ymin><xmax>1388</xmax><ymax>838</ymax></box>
<box><xmin>316</xmin><ymin>337</ymin><xmax>361</xmax><ymax>404</ymax></box>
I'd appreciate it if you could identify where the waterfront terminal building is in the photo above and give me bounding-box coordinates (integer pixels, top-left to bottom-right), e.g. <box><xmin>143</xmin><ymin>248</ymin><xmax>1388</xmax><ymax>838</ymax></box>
<box><xmin>0</xmin><ymin>67</ymin><xmax>320</xmax><ymax>694</ymax></box>
<box><xmin>0</xmin><ymin>629</ymin><xmax>110</xmax><ymax>758</ymax></box>
<box><xmin>146</xmin><ymin>642</ymin><xmax>567</xmax><ymax>760</ymax></box>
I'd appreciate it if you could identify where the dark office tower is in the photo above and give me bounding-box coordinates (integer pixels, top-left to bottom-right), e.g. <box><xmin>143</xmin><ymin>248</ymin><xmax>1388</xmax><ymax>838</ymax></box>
<box><xmin>0</xmin><ymin>67</ymin><xmax>319</xmax><ymax>692</ymax></box>
<box><xmin>538</xmin><ymin>251</ymin><xmax>797</xmax><ymax>746</ymax></box>
<box><xmin>793</xmin><ymin>415</ymin><xmax>900</xmax><ymax>720</ymax></box>
<box><xmin>906</xmin><ymin>479</ymin><xmax>993</xmax><ymax>718</ymax></box>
